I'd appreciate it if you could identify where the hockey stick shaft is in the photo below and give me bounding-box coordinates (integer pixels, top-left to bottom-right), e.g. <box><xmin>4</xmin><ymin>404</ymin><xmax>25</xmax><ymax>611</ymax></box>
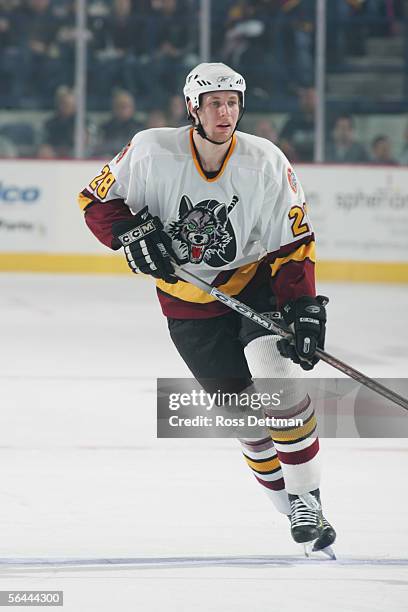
<box><xmin>173</xmin><ymin>264</ymin><xmax>408</xmax><ymax>413</ymax></box>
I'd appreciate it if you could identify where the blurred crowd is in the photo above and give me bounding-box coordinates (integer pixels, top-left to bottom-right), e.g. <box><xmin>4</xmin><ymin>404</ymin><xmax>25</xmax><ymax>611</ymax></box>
<box><xmin>0</xmin><ymin>0</ymin><xmax>406</xmax><ymax>161</ymax></box>
<box><xmin>1</xmin><ymin>81</ymin><xmax>405</xmax><ymax>165</ymax></box>
<box><xmin>1</xmin><ymin>0</ymin><xmax>404</xmax><ymax>108</ymax></box>
<box><xmin>0</xmin><ymin>0</ymin><xmax>198</xmax><ymax>110</ymax></box>
<box><xmin>262</xmin><ymin>87</ymin><xmax>406</xmax><ymax>165</ymax></box>
<box><xmin>34</xmin><ymin>85</ymin><xmax>187</xmax><ymax>158</ymax></box>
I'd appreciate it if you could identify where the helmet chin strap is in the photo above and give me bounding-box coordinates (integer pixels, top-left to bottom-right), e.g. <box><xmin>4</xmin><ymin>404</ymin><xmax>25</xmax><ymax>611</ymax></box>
<box><xmin>193</xmin><ymin>107</ymin><xmax>245</xmax><ymax>146</ymax></box>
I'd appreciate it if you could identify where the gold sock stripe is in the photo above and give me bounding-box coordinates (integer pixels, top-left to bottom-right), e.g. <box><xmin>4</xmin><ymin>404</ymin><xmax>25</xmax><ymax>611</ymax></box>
<box><xmin>269</xmin><ymin>414</ymin><xmax>317</xmax><ymax>443</ymax></box>
<box><xmin>243</xmin><ymin>454</ymin><xmax>281</xmax><ymax>473</ymax></box>
<box><xmin>249</xmin><ymin>465</ymin><xmax>283</xmax><ymax>477</ymax></box>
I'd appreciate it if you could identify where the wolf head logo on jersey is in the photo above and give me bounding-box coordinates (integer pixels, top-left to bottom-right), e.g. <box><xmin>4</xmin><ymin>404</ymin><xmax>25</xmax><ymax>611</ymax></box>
<box><xmin>168</xmin><ymin>195</ymin><xmax>238</xmax><ymax>266</ymax></box>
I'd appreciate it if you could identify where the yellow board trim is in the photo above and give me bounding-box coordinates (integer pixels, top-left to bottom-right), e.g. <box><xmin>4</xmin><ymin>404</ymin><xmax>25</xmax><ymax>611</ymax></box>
<box><xmin>190</xmin><ymin>128</ymin><xmax>236</xmax><ymax>182</ymax></box>
<box><xmin>316</xmin><ymin>261</ymin><xmax>408</xmax><ymax>283</ymax></box>
<box><xmin>270</xmin><ymin>241</ymin><xmax>316</xmax><ymax>277</ymax></box>
<box><xmin>0</xmin><ymin>253</ymin><xmax>130</xmax><ymax>274</ymax></box>
<box><xmin>0</xmin><ymin>254</ymin><xmax>407</xmax><ymax>283</ymax></box>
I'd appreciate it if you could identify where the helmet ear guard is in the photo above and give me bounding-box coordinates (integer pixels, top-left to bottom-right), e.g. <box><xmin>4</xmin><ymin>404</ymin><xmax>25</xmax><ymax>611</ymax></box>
<box><xmin>185</xmin><ymin>96</ymin><xmax>197</xmax><ymax>122</ymax></box>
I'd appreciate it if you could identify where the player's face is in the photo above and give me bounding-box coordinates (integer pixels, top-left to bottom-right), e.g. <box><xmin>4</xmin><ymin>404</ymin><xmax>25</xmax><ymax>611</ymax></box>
<box><xmin>196</xmin><ymin>92</ymin><xmax>240</xmax><ymax>142</ymax></box>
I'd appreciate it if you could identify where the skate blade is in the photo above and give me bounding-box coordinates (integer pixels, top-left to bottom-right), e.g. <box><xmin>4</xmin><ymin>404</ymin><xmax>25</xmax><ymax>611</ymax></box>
<box><xmin>319</xmin><ymin>545</ymin><xmax>336</xmax><ymax>560</ymax></box>
<box><xmin>302</xmin><ymin>543</ymin><xmax>336</xmax><ymax>560</ymax></box>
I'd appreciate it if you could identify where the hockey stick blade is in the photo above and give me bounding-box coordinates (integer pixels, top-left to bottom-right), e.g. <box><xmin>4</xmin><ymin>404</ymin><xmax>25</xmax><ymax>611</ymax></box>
<box><xmin>173</xmin><ymin>264</ymin><xmax>408</xmax><ymax>413</ymax></box>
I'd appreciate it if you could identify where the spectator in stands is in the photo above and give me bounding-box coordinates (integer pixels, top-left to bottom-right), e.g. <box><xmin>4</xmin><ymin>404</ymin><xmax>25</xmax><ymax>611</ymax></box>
<box><xmin>145</xmin><ymin>109</ymin><xmax>168</xmax><ymax>129</ymax></box>
<box><xmin>36</xmin><ymin>143</ymin><xmax>57</xmax><ymax>158</ymax></box>
<box><xmin>0</xmin><ymin>0</ymin><xmax>19</xmax><ymax>49</ymax></box>
<box><xmin>0</xmin><ymin>0</ymin><xmax>24</xmax><ymax>105</ymax></box>
<box><xmin>221</xmin><ymin>2</ymin><xmax>267</xmax><ymax>93</ymax></box>
<box><xmin>279</xmin><ymin>86</ymin><xmax>316</xmax><ymax>162</ymax></box>
<box><xmin>96</xmin><ymin>90</ymin><xmax>143</xmax><ymax>158</ymax></box>
<box><xmin>368</xmin><ymin>0</ymin><xmax>405</xmax><ymax>36</ymax></box>
<box><xmin>253</xmin><ymin>118</ymin><xmax>278</xmax><ymax>144</ymax></box>
<box><xmin>167</xmin><ymin>94</ymin><xmax>187</xmax><ymax>127</ymax></box>
<box><xmin>370</xmin><ymin>134</ymin><xmax>397</xmax><ymax>165</ymax></box>
<box><xmin>41</xmin><ymin>86</ymin><xmax>77</xmax><ymax>157</ymax></box>
<box><xmin>270</xmin><ymin>0</ymin><xmax>316</xmax><ymax>91</ymax></box>
<box><xmin>89</xmin><ymin>0</ymin><xmax>152</xmax><ymax>109</ymax></box>
<box><xmin>327</xmin><ymin>0</ymin><xmax>368</xmax><ymax>67</ymax></box>
<box><xmin>206</xmin><ymin>0</ymin><xmax>234</xmax><ymax>58</ymax></box>
<box><xmin>326</xmin><ymin>114</ymin><xmax>369</xmax><ymax>163</ymax></box>
<box><xmin>90</xmin><ymin>0</ymin><xmax>143</xmax><ymax>55</ymax></box>
<box><xmin>398</xmin><ymin>124</ymin><xmax>408</xmax><ymax>165</ymax></box>
<box><xmin>17</xmin><ymin>0</ymin><xmax>61</xmax><ymax>105</ymax></box>
<box><xmin>150</xmin><ymin>0</ymin><xmax>198</xmax><ymax>97</ymax></box>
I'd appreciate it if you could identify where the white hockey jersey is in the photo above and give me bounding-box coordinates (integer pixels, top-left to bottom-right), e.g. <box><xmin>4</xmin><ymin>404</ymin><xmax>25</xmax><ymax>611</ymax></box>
<box><xmin>80</xmin><ymin>126</ymin><xmax>316</xmax><ymax>318</ymax></box>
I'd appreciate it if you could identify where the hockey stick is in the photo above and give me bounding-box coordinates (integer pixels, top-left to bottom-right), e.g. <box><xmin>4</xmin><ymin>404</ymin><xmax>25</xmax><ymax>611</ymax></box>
<box><xmin>173</xmin><ymin>264</ymin><xmax>408</xmax><ymax>413</ymax></box>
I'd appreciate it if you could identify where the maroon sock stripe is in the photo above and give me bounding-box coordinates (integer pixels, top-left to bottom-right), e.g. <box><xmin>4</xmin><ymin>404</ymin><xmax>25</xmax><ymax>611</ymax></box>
<box><xmin>276</xmin><ymin>438</ymin><xmax>320</xmax><ymax>465</ymax></box>
<box><xmin>255</xmin><ymin>476</ymin><xmax>286</xmax><ymax>491</ymax></box>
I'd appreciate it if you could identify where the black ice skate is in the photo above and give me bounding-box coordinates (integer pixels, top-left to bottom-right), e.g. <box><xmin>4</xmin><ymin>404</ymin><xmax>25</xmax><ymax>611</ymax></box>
<box><xmin>313</xmin><ymin>515</ymin><xmax>336</xmax><ymax>553</ymax></box>
<box><xmin>288</xmin><ymin>489</ymin><xmax>336</xmax><ymax>559</ymax></box>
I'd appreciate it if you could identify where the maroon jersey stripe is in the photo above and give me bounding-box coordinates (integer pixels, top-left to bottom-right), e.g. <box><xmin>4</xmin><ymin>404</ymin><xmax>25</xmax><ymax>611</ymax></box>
<box><xmin>84</xmin><ymin>198</ymin><xmax>134</xmax><ymax>249</ymax></box>
<box><xmin>270</xmin><ymin>259</ymin><xmax>316</xmax><ymax>309</ymax></box>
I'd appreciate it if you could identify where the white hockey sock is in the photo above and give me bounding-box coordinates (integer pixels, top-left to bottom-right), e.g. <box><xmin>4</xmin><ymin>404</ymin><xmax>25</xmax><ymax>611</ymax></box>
<box><xmin>239</xmin><ymin>436</ymin><xmax>290</xmax><ymax>515</ymax></box>
<box><xmin>244</xmin><ymin>335</ymin><xmax>321</xmax><ymax>495</ymax></box>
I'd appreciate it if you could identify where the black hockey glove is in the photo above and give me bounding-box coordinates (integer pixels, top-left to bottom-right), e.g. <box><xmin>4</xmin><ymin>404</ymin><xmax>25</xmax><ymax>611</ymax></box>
<box><xmin>112</xmin><ymin>206</ymin><xmax>181</xmax><ymax>284</ymax></box>
<box><xmin>277</xmin><ymin>295</ymin><xmax>328</xmax><ymax>371</ymax></box>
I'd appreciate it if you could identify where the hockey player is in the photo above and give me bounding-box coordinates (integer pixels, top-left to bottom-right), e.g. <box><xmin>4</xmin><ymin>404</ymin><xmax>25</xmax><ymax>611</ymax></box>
<box><xmin>78</xmin><ymin>62</ymin><xmax>336</xmax><ymax>555</ymax></box>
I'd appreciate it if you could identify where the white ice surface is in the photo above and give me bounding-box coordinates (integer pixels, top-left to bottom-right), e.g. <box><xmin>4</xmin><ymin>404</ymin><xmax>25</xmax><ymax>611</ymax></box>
<box><xmin>0</xmin><ymin>273</ymin><xmax>407</xmax><ymax>611</ymax></box>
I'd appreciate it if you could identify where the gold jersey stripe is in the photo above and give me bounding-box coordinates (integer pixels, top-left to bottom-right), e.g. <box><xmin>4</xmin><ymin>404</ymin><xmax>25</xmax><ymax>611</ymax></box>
<box><xmin>78</xmin><ymin>192</ymin><xmax>93</xmax><ymax>211</ymax></box>
<box><xmin>243</xmin><ymin>455</ymin><xmax>281</xmax><ymax>473</ymax></box>
<box><xmin>269</xmin><ymin>414</ymin><xmax>317</xmax><ymax>442</ymax></box>
<box><xmin>156</xmin><ymin>260</ymin><xmax>260</xmax><ymax>304</ymax></box>
<box><xmin>270</xmin><ymin>241</ymin><xmax>315</xmax><ymax>277</ymax></box>
<box><xmin>190</xmin><ymin>129</ymin><xmax>237</xmax><ymax>183</ymax></box>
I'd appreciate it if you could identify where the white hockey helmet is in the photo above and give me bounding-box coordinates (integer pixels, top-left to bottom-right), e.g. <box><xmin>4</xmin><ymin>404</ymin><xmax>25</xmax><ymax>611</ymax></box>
<box><xmin>183</xmin><ymin>62</ymin><xmax>246</xmax><ymax>117</ymax></box>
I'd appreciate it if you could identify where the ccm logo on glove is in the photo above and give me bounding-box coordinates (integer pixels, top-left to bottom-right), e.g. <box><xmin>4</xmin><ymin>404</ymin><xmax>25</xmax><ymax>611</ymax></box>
<box><xmin>112</xmin><ymin>206</ymin><xmax>184</xmax><ymax>284</ymax></box>
<box><xmin>118</xmin><ymin>220</ymin><xmax>156</xmax><ymax>244</ymax></box>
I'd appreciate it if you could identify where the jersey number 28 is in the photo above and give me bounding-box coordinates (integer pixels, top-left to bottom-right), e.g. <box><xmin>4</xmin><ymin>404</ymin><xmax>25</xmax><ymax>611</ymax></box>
<box><xmin>89</xmin><ymin>165</ymin><xmax>116</xmax><ymax>199</ymax></box>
